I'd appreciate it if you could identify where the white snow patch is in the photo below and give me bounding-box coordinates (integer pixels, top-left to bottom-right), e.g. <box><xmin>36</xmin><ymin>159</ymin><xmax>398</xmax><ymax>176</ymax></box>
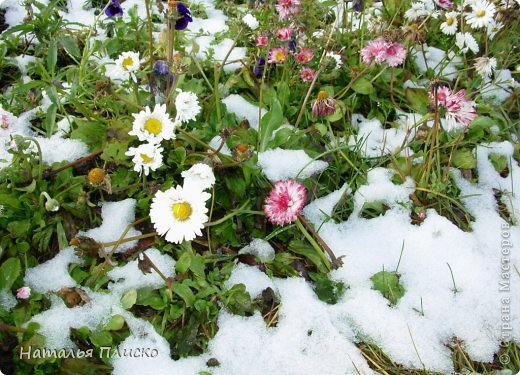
<box><xmin>24</xmin><ymin>247</ymin><xmax>82</xmax><ymax>293</ymax></box>
<box><xmin>225</xmin><ymin>263</ymin><xmax>274</xmax><ymax>298</ymax></box>
<box><xmin>222</xmin><ymin>94</ymin><xmax>266</xmax><ymax>131</ymax></box>
<box><xmin>238</xmin><ymin>238</ymin><xmax>275</xmax><ymax>262</ymax></box>
<box><xmin>77</xmin><ymin>199</ymin><xmax>142</xmax><ymax>253</ymax></box>
<box><xmin>258</xmin><ymin>148</ymin><xmax>328</xmax><ymax>181</ymax></box>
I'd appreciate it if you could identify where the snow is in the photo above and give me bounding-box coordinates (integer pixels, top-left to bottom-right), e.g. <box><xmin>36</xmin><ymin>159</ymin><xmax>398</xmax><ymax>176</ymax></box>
<box><xmin>411</xmin><ymin>44</ymin><xmax>463</xmax><ymax>77</ymax></box>
<box><xmin>24</xmin><ymin>248</ymin><xmax>175</xmax><ymax>350</ymax></box>
<box><xmin>222</xmin><ymin>94</ymin><xmax>266</xmax><ymax>131</ymax></box>
<box><xmin>303</xmin><ymin>183</ymin><xmax>350</xmax><ymax>226</ymax></box>
<box><xmin>258</xmin><ymin>148</ymin><xmax>328</xmax><ymax>181</ymax></box>
<box><xmin>225</xmin><ymin>263</ymin><xmax>274</xmax><ymax>298</ymax></box>
<box><xmin>0</xmin><ymin>289</ymin><xmax>17</xmax><ymax>311</ymax></box>
<box><xmin>481</xmin><ymin>69</ymin><xmax>519</xmax><ymax>105</ymax></box>
<box><xmin>238</xmin><ymin>238</ymin><xmax>275</xmax><ymax>262</ymax></box>
<box><xmin>348</xmin><ymin>116</ymin><xmax>414</xmax><ymax>158</ymax></box>
<box><xmin>24</xmin><ymin>246</ymin><xmax>82</xmax><ymax>293</ymax></box>
<box><xmin>77</xmin><ymin>199</ymin><xmax>142</xmax><ymax>253</ymax></box>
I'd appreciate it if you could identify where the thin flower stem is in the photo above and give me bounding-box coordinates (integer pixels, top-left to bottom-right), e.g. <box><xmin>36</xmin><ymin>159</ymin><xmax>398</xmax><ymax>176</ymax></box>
<box><xmin>141</xmin><ymin>251</ymin><xmax>168</xmax><ymax>282</ymax></box>
<box><xmin>298</xmin><ymin>215</ymin><xmax>339</xmax><ymax>264</ymax></box>
<box><xmin>102</xmin><ymin>232</ymin><xmax>157</xmax><ymax>248</ymax></box>
<box><xmin>294</xmin><ymin>65</ymin><xmax>325</xmax><ymax>129</ymax></box>
<box><xmin>296</xmin><ymin>218</ymin><xmax>331</xmax><ymax>271</ymax></box>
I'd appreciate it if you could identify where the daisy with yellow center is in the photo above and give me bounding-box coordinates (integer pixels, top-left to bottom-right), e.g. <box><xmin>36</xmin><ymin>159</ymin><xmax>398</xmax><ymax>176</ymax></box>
<box><xmin>440</xmin><ymin>11</ymin><xmax>458</xmax><ymax>35</ymax></box>
<box><xmin>129</xmin><ymin>104</ymin><xmax>176</xmax><ymax>144</ymax></box>
<box><xmin>465</xmin><ymin>0</ymin><xmax>495</xmax><ymax>29</ymax></box>
<box><xmin>112</xmin><ymin>51</ymin><xmax>141</xmax><ymax>82</ymax></box>
<box><xmin>150</xmin><ymin>185</ymin><xmax>211</xmax><ymax>244</ymax></box>
<box><xmin>125</xmin><ymin>143</ymin><xmax>164</xmax><ymax>176</ymax></box>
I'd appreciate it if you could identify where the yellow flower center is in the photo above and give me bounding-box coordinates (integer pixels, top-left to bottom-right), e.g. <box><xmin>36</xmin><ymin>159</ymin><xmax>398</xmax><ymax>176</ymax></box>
<box><xmin>122</xmin><ymin>56</ymin><xmax>134</xmax><ymax>71</ymax></box>
<box><xmin>140</xmin><ymin>154</ymin><xmax>154</xmax><ymax>163</ymax></box>
<box><xmin>317</xmin><ymin>90</ymin><xmax>329</xmax><ymax>100</ymax></box>
<box><xmin>446</xmin><ymin>18</ymin><xmax>454</xmax><ymax>26</ymax></box>
<box><xmin>87</xmin><ymin>168</ymin><xmax>105</xmax><ymax>185</ymax></box>
<box><xmin>144</xmin><ymin>118</ymin><xmax>162</xmax><ymax>135</ymax></box>
<box><xmin>476</xmin><ymin>10</ymin><xmax>485</xmax><ymax>17</ymax></box>
<box><xmin>172</xmin><ymin>202</ymin><xmax>192</xmax><ymax>221</ymax></box>
<box><xmin>276</xmin><ymin>52</ymin><xmax>285</xmax><ymax>61</ymax></box>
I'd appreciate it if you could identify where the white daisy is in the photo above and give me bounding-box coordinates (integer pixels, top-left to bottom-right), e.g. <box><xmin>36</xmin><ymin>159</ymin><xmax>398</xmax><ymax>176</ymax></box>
<box><xmin>486</xmin><ymin>19</ymin><xmax>503</xmax><ymax>39</ymax></box>
<box><xmin>455</xmin><ymin>32</ymin><xmax>479</xmax><ymax>54</ymax></box>
<box><xmin>440</xmin><ymin>11</ymin><xmax>458</xmax><ymax>35</ymax></box>
<box><xmin>150</xmin><ymin>185</ymin><xmax>211</xmax><ymax>244</ymax></box>
<box><xmin>174</xmin><ymin>91</ymin><xmax>201</xmax><ymax>123</ymax></box>
<box><xmin>404</xmin><ymin>0</ymin><xmax>438</xmax><ymax>21</ymax></box>
<box><xmin>465</xmin><ymin>0</ymin><xmax>496</xmax><ymax>29</ymax></box>
<box><xmin>129</xmin><ymin>104</ymin><xmax>176</xmax><ymax>144</ymax></box>
<box><xmin>242</xmin><ymin>14</ymin><xmax>259</xmax><ymax>30</ymax></box>
<box><xmin>474</xmin><ymin>56</ymin><xmax>497</xmax><ymax>79</ymax></box>
<box><xmin>112</xmin><ymin>51</ymin><xmax>141</xmax><ymax>82</ymax></box>
<box><xmin>325</xmin><ymin>51</ymin><xmax>343</xmax><ymax>70</ymax></box>
<box><xmin>125</xmin><ymin>143</ymin><xmax>164</xmax><ymax>176</ymax></box>
<box><xmin>181</xmin><ymin>163</ymin><xmax>216</xmax><ymax>191</ymax></box>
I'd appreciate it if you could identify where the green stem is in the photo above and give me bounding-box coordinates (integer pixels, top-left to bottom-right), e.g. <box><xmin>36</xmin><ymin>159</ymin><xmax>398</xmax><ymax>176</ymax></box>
<box><xmin>296</xmin><ymin>218</ymin><xmax>331</xmax><ymax>271</ymax></box>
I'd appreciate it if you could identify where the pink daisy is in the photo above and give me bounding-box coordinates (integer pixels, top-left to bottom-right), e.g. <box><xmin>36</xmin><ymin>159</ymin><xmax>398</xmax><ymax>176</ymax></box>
<box><xmin>264</xmin><ymin>180</ymin><xmax>307</xmax><ymax>225</ymax></box>
<box><xmin>429</xmin><ymin>86</ymin><xmax>477</xmax><ymax>130</ymax></box>
<box><xmin>16</xmin><ymin>286</ymin><xmax>31</xmax><ymax>299</ymax></box>
<box><xmin>300</xmin><ymin>67</ymin><xmax>315</xmax><ymax>82</ymax></box>
<box><xmin>384</xmin><ymin>41</ymin><xmax>407</xmax><ymax>67</ymax></box>
<box><xmin>275</xmin><ymin>0</ymin><xmax>301</xmax><ymax>20</ymax></box>
<box><xmin>276</xmin><ymin>26</ymin><xmax>292</xmax><ymax>41</ymax></box>
<box><xmin>360</xmin><ymin>37</ymin><xmax>388</xmax><ymax>65</ymax></box>
<box><xmin>360</xmin><ymin>37</ymin><xmax>407</xmax><ymax>67</ymax></box>
<box><xmin>311</xmin><ymin>91</ymin><xmax>336</xmax><ymax>117</ymax></box>
<box><xmin>295</xmin><ymin>48</ymin><xmax>314</xmax><ymax>64</ymax></box>
<box><xmin>268</xmin><ymin>46</ymin><xmax>288</xmax><ymax>64</ymax></box>
<box><xmin>435</xmin><ymin>0</ymin><xmax>453</xmax><ymax>9</ymax></box>
<box><xmin>256</xmin><ymin>35</ymin><xmax>268</xmax><ymax>47</ymax></box>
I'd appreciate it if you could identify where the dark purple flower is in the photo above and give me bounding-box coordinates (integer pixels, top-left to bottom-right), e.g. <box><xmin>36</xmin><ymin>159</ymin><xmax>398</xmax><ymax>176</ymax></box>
<box><xmin>288</xmin><ymin>39</ymin><xmax>297</xmax><ymax>53</ymax></box>
<box><xmin>353</xmin><ymin>0</ymin><xmax>363</xmax><ymax>12</ymax></box>
<box><xmin>152</xmin><ymin>61</ymin><xmax>175</xmax><ymax>95</ymax></box>
<box><xmin>105</xmin><ymin>0</ymin><xmax>123</xmax><ymax>17</ymax></box>
<box><xmin>174</xmin><ymin>3</ymin><xmax>193</xmax><ymax>30</ymax></box>
<box><xmin>154</xmin><ymin>60</ymin><xmax>169</xmax><ymax>75</ymax></box>
<box><xmin>254</xmin><ymin>57</ymin><xmax>266</xmax><ymax>78</ymax></box>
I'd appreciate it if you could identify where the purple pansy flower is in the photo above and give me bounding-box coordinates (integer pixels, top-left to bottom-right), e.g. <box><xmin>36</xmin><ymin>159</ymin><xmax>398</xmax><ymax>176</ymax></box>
<box><xmin>174</xmin><ymin>3</ymin><xmax>193</xmax><ymax>30</ymax></box>
<box><xmin>105</xmin><ymin>0</ymin><xmax>123</xmax><ymax>17</ymax></box>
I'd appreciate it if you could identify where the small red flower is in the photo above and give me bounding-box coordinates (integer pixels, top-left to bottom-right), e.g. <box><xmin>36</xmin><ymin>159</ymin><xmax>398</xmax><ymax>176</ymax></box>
<box><xmin>264</xmin><ymin>180</ymin><xmax>307</xmax><ymax>225</ymax></box>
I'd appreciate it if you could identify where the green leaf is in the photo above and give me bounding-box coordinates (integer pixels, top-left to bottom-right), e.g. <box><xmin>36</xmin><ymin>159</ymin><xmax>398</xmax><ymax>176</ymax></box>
<box><xmin>45</xmin><ymin>103</ymin><xmax>57</xmax><ymax>136</ymax></box>
<box><xmin>0</xmin><ymin>258</ymin><xmax>21</xmax><ymax>290</ymax></box>
<box><xmin>259</xmin><ymin>98</ymin><xmax>283</xmax><ymax>152</ymax></box>
<box><xmin>120</xmin><ymin>289</ymin><xmax>137</xmax><ymax>309</ymax></box>
<box><xmin>70</xmin><ymin>119</ymin><xmax>106</xmax><ymax>150</ymax></box>
<box><xmin>370</xmin><ymin>270</ymin><xmax>405</xmax><ymax>305</ymax></box>
<box><xmin>7</xmin><ymin>220</ymin><xmax>31</xmax><ymax>237</ymax></box>
<box><xmin>309</xmin><ymin>272</ymin><xmax>345</xmax><ymax>304</ymax></box>
<box><xmin>221</xmin><ymin>284</ymin><xmax>254</xmax><ymax>316</ymax></box>
<box><xmin>173</xmin><ymin>282</ymin><xmax>196</xmax><ymax>307</ymax></box>
<box><xmin>452</xmin><ymin>149</ymin><xmax>477</xmax><ymax>169</ymax></box>
<box><xmin>176</xmin><ymin>252</ymin><xmax>192</xmax><ymax>274</ymax></box>
<box><xmin>47</xmin><ymin>39</ymin><xmax>57</xmax><ymax>76</ymax></box>
<box><xmin>490</xmin><ymin>153</ymin><xmax>508</xmax><ymax>174</ymax></box>
<box><xmin>104</xmin><ymin>314</ymin><xmax>125</xmax><ymax>331</ymax></box>
<box><xmin>58</xmin><ymin>35</ymin><xmax>81</xmax><ymax>59</ymax></box>
<box><xmin>14</xmin><ymin>179</ymin><xmax>36</xmax><ymax>192</ymax></box>
<box><xmin>352</xmin><ymin>77</ymin><xmax>374</xmax><ymax>95</ymax></box>
<box><xmin>89</xmin><ymin>330</ymin><xmax>113</xmax><ymax>347</ymax></box>
<box><xmin>189</xmin><ymin>254</ymin><xmax>206</xmax><ymax>277</ymax></box>
<box><xmin>405</xmin><ymin>88</ymin><xmax>429</xmax><ymax>114</ymax></box>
